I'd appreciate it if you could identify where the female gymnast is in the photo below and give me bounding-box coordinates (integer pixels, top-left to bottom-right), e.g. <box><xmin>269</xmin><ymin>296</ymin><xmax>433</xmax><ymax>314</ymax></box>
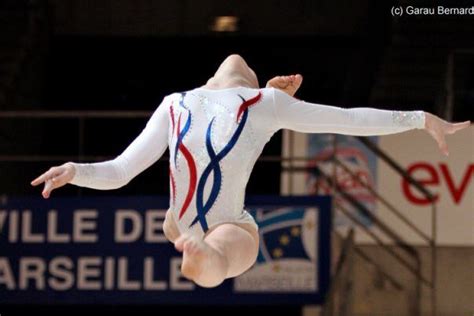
<box><xmin>31</xmin><ymin>54</ymin><xmax>470</xmax><ymax>288</ymax></box>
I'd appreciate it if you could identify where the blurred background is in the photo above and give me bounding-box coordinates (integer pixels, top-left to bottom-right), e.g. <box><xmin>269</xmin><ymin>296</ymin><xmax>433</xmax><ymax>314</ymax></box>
<box><xmin>0</xmin><ymin>0</ymin><xmax>473</xmax><ymax>315</ymax></box>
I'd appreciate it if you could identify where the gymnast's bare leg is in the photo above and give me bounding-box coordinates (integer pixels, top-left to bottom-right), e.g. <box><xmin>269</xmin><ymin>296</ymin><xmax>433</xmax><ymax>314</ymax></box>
<box><xmin>163</xmin><ymin>208</ymin><xmax>258</xmax><ymax>287</ymax></box>
<box><xmin>173</xmin><ymin>222</ymin><xmax>258</xmax><ymax>288</ymax></box>
<box><xmin>266</xmin><ymin>74</ymin><xmax>303</xmax><ymax>97</ymax></box>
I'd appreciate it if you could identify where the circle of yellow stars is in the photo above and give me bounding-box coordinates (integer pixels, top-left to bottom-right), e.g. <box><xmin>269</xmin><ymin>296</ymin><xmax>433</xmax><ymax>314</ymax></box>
<box><xmin>271</xmin><ymin>222</ymin><xmax>314</xmax><ymax>272</ymax></box>
<box><xmin>271</xmin><ymin>226</ymin><xmax>302</xmax><ymax>259</ymax></box>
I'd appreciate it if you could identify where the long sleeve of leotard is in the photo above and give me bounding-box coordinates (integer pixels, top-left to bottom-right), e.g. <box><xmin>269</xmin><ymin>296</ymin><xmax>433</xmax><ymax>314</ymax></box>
<box><xmin>272</xmin><ymin>88</ymin><xmax>425</xmax><ymax>135</ymax></box>
<box><xmin>68</xmin><ymin>98</ymin><xmax>169</xmax><ymax>189</ymax></box>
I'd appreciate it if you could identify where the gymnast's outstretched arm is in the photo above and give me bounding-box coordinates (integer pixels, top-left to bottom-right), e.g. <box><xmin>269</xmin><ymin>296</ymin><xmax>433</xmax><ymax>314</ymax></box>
<box><xmin>31</xmin><ymin>98</ymin><xmax>170</xmax><ymax>197</ymax></box>
<box><xmin>271</xmin><ymin>88</ymin><xmax>470</xmax><ymax>154</ymax></box>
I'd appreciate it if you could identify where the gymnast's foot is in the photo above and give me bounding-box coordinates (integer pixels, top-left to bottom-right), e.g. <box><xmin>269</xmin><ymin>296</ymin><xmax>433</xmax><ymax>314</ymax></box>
<box><xmin>175</xmin><ymin>234</ymin><xmax>220</xmax><ymax>284</ymax></box>
<box><xmin>266</xmin><ymin>74</ymin><xmax>303</xmax><ymax>97</ymax></box>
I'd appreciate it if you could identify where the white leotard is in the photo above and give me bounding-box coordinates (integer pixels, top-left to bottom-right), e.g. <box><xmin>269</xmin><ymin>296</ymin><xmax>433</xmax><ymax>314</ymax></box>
<box><xmin>69</xmin><ymin>87</ymin><xmax>425</xmax><ymax>238</ymax></box>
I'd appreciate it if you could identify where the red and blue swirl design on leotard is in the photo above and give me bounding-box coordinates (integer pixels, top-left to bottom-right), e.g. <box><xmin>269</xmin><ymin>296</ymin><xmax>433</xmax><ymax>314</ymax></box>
<box><xmin>169</xmin><ymin>103</ymin><xmax>177</xmax><ymax>207</ymax></box>
<box><xmin>169</xmin><ymin>92</ymin><xmax>262</xmax><ymax>232</ymax></box>
<box><xmin>190</xmin><ymin>92</ymin><xmax>262</xmax><ymax>232</ymax></box>
<box><xmin>170</xmin><ymin>93</ymin><xmax>197</xmax><ymax>220</ymax></box>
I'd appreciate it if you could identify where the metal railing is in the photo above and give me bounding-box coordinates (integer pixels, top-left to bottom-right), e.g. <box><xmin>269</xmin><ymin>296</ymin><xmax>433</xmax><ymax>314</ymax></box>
<box><xmin>322</xmin><ymin>229</ymin><xmax>355</xmax><ymax>316</ymax></box>
<box><xmin>356</xmin><ymin>137</ymin><xmax>437</xmax><ymax>316</ymax></box>
<box><xmin>282</xmin><ymin>133</ymin><xmax>437</xmax><ymax>316</ymax></box>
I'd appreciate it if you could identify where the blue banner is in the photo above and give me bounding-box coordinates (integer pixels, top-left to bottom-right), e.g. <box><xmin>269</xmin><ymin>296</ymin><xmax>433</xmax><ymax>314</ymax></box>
<box><xmin>0</xmin><ymin>195</ymin><xmax>331</xmax><ymax>305</ymax></box>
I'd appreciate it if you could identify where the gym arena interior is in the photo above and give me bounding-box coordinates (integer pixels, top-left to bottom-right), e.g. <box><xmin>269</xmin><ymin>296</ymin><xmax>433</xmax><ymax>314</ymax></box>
<box><xmin>0</xmin><ymin>0</ymin><xmax>473</xmax><ymax>315</ymax></box>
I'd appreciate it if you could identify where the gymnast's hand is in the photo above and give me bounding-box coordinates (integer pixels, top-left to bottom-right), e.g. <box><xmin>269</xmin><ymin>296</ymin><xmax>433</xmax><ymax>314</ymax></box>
<box><xmin>266</xmin><ymin>74</ymin><xmax>303</xmax><ymax>97</ymax></box>
<box><xmin>424</xmin><ymin>112</ymin><xmax>471</xmax><ymax>156</ymax></box>
<box><xmin>30</xmin><ymin>163</ymin><xmax>76</xmax><ymax>199</ymax></box>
